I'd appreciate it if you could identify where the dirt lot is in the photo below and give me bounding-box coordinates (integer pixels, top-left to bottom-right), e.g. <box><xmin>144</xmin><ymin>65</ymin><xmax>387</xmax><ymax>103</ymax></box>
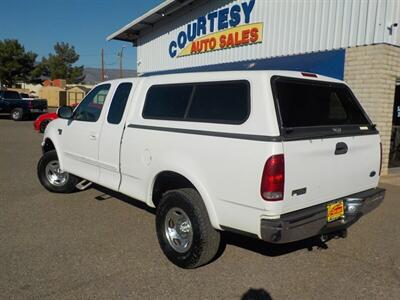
<box><xmin>1</xmin><ymin>116</ymin><xmax>400</xmax><ymax>299</ymax></box>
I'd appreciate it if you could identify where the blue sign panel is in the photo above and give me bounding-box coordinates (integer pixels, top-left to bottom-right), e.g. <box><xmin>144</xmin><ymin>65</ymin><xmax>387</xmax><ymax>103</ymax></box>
<box><xmin>144</xmin><ymin>49</ymin><xmax>346</xmax><ymax>80</ymax></box>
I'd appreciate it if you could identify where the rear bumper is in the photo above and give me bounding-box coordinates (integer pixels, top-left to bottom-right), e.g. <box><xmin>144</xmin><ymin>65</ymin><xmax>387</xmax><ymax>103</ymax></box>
<box><xmin>260</xmin><ymin>188</ymin><xmax>385</xmax><ymax>244</ymax></box>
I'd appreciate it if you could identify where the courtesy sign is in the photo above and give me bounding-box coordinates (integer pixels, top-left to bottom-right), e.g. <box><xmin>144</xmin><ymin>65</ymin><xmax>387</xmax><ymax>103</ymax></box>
<box><xmin>168</xmin><ymin>0</ymin><xmax>263</xmax><ymax>58</ymax></box>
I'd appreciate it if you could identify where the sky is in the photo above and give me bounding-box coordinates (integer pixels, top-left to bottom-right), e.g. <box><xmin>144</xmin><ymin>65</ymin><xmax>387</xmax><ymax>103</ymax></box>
<box><xmin>0</xmin><ymin>0</ymin><xmax>164</xmax><ymax>71</ymax></box>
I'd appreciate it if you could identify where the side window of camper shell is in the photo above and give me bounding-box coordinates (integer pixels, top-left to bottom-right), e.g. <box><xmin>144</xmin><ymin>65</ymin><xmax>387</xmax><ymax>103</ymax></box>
<box><xmin>142</xmin><ymin>81</ymin><xmax>250</xmax><ymax>124</ymax></box>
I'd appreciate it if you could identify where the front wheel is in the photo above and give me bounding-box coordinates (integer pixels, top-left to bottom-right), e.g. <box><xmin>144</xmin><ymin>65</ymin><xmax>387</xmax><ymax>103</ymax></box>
<box><xmin>37</xmin><ymin>150</ymin><xmax>79</xmax><ymax>193</ymax></box>
<box><xmin>11</xmin><ymin>108</ymin><xmax>24</xmax><ymax>121</ymax></box>
<box><xmin>156</xmin><ymin>188</ymin><xmax>221</xmax><ymax>269</ymax></box>
<box><xmin>39</xmin><ymin>119</ymin><xmax>50</xmax><ymax>133</ymax></box>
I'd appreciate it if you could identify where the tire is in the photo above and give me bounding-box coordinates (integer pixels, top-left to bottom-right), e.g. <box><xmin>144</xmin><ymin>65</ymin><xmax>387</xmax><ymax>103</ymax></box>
<box><xmin>37</xmin><ymin>150</ymin><xmax>79</xmax><ymax>193</ymax></box>
<box><xmin>39</xmin><ymin>119</ymin><xmax>50</xmax><ymax>133</ymax></box>
<box><xmin>11</xmin><ymin>108</ymin><xmax>24</xmax><ymax>121</ymax></box>
<box><xmin>156</xmin><ymin>188</ymin><xmax>221</xmax><ymax>269</ymax></box>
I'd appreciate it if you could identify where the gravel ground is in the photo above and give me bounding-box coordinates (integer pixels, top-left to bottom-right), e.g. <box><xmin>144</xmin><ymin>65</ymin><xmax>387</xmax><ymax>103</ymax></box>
<box><xmin>1</xmin><ymin>116</ymin><xmax>399</xmax><ymax>299</ymax></box>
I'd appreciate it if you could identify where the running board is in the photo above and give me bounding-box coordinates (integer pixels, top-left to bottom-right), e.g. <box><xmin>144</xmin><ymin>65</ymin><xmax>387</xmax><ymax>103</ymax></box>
<box><xmin>76</xmin><ymin>179</ymin><xmax>92</xmax><ymax>190</ymax></box>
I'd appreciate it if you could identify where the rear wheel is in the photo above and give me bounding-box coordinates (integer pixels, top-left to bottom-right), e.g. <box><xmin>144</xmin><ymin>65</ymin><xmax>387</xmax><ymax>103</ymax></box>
<box><xmin>156</xmin><ymin>188</ymin><xmax>220</xmax><ymax>268</ymax></box>
<box><xmin>37</xmin><ymin>150</ymin><xmax>79</xmax><ymax>193</ymax></box>
<box><xmin>39</xmin><ymin>119</ymin><xmax>50</xmax><ymax>133</ymax></box>
<box><xmin>11</xmin><ymin>108</ymin><xmax>24</xmax><ymax>121</ymax></box>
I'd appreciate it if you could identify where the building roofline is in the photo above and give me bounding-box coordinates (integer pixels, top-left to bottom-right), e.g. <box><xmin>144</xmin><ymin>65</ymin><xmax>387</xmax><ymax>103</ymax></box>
<box><xmin>107</xmin><ymin>0</ymin><xmax>197</xmax><ymax>44</ymax></box>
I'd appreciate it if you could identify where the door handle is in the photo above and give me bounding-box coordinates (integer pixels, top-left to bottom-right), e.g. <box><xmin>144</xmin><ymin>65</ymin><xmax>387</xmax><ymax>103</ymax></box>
<box><xmin>335</xmin><ymin>142</ymin><xmax>348</xmax><ymax>155</ymax></box>
<box><xmin>89</xmin><ymin>133</ymin><xmax>98</xmax><ymax>140</ymax></box>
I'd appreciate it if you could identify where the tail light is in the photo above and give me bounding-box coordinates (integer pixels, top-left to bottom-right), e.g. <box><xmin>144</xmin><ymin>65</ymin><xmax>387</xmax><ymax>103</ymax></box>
<box><xmin>379</xmin><ymin>142</ymin><xmax>382</xmax><ymax>175</ymax></box>
<box><xmin>28</xmin><ymin>101</ymin><xmax>33</xmax><ymax>109</ymax></box>
<box><xmin>260</xmin><ymin>154</ymin><xmax>285</xmax><ymax>201</ymax></box>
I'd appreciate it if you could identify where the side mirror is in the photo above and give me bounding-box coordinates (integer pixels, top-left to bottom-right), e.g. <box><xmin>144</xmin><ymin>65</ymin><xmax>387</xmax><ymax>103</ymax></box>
<box><xmin>57</xmin><ymin>106</ymin><xmax>73</xmax><ymax>119</ymax></box>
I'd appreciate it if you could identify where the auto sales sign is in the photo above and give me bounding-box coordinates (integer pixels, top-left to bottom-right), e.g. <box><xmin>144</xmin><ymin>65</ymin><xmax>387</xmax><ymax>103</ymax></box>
<box><xmin>169</xmin><ymin>0</ymin><xmax>262</xmax><ymax>58</ymax></box>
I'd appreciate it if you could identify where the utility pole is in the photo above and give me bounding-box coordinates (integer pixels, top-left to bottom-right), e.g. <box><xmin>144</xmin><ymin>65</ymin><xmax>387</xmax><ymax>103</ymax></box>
<box><xmin>119</xmin><ymin>46</ymin><xmax>127</xmax><ymax>78</ymax></box>
<box><xmin>101</xmin><ymin>48</ymin><xmax>105</xmax><ymax>82</ymax></box>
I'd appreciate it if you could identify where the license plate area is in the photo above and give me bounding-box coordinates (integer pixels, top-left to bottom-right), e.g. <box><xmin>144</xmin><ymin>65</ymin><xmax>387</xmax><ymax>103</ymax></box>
<box><xmin>327</xmin><ymin>201</ymin><xmax>344</xmax><ymax>222</ymax></box>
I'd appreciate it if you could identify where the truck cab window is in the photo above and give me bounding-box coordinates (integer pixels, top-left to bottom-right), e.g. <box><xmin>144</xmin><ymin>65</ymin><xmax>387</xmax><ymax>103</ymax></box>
<box><xmin>107</xmin><ymin>82</ymin><xmax>132</xmax><ymax>124</ymax></box>
<box><xmin>73</xmin><ymin>84</ymin><xmax>111</xmax><ymax>122</ymax></box>
<box><xmin>2</xmin><ymin>91</ymin><xmax>21</xmax><ymax>100</ymax></box>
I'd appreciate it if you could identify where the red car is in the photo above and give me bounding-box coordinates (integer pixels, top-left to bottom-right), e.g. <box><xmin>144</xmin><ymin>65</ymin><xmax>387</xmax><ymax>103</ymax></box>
<box><xmin>34</xmin><ymin>103</ymin><xmax>78</xmax><ymax>133</ymax></box>
<box><xmin>33</xmin><ymin>111</ymin><xmax>58</xmax><ymax>133</ymax></box>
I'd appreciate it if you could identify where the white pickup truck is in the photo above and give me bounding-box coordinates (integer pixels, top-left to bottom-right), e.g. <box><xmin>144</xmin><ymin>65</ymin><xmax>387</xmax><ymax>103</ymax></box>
<box><xmin>37</xmin><ymin>71</ymin><xmax>385</xmax><ymax>268</ymax></box>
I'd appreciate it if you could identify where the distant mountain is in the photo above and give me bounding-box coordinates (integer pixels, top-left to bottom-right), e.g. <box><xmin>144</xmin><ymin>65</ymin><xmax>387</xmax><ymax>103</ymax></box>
<box><xmin>84</xmin><ymin>68</ymin><xmax>137</xmax><ymax>85</ymax></box>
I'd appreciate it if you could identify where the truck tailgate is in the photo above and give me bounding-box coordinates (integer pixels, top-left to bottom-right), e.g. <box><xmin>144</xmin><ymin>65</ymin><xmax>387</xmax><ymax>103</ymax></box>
<box><xmin>32</xmin><ymin>99</ymin><xmax>48</xmax><ymax>109</ymax></box>
<box><xmin>271</xmin><ymin>75</ymin><xmax>381</xmax><ymax>214</ymax></box>
<box><xmin>282</xmin><ymin>134</ymin><xmax>380</xmax><ymax>213</ymax></box>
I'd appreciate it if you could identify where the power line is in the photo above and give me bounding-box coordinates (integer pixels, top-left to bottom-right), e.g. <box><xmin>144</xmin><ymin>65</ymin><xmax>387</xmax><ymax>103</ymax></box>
<box><xmin>105</xmin><ymin>60</ymin><xmax>118</xmax><ymax>66</ymax></box>
<box><xmin>35</xmin><ymin>51</ymin><xmax>123</xmax><ymax>58</ymax></box>
<box><xmin>79</xmin><ymin>53</ymin><xmax>117</xmax><ymax>57</ymax></box>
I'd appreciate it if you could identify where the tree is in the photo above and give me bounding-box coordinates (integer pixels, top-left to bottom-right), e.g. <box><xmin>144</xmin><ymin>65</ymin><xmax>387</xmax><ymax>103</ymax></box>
<box><xmin>41</xmin><ymin>42</ymin><xmax>85</xmax><ymax>84</ymax></box>
<box><xmin>0</xmin><ymin>39</ymin><xmax>38</xmax><ymax>87</ymax></box>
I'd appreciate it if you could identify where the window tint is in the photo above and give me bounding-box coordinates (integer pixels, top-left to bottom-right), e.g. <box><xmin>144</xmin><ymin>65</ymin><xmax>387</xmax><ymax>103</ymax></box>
<box><xmin>142</xmin><ymin>81</ymin><xmax>250</xmax><ymax>124</ymax></box>
<box><xmin>274</xmin><ymin>79</ymin><xmax>369</xmax><ymax>128</ymax></box>
<box><xmin>73</xmin><ymin>84</ymin><xmax>110</xmax><ymax>122</ymax></box>
<box><xmin>187</xmin><ymin>82</ymin><xmax>249</xmax><ymax>123</ymax></box>
<box><xmin>2</xmin><ymin>91</ymin><xmax>21</xmax><ymax>99</ymax></box>
<box><xmin>107</xmin><ymin>82</ymin><xmax>132</xmax><ymax>124</ymax></box>
<box><xmin>143</xmin><ymin>85</ymin><xmax>193</xmax><ymax>119</ymax></box>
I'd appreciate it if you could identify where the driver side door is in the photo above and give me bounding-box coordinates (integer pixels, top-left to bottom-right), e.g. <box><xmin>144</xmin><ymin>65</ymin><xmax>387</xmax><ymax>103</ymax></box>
<box><xmin>60</xmin><ymin>83</ymin><xmax>112</xmax><ymax>182</ymax></box>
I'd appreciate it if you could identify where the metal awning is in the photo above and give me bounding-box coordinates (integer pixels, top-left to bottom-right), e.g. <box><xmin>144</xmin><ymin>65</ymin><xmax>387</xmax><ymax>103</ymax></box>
<box><xmin>107</xmin><ymin>0</ymin><xmax>197</xmax><ymax>44</ymax></box>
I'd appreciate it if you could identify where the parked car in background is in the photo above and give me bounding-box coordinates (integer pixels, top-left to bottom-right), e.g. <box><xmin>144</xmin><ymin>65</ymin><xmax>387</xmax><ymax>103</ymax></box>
<box><xmin>20</xmin><ymin>93</ymin><xmax>36</xmax><ymax>100</ymax></box>
<box><xmin>34</xmin><ymin>103</ymin><xmax>78</xmax><ymax>133</ymax></box>
<box><xmin>0</xmin><ymin>90</ymin><xmax>48</xmax><ymax>120</ymax></box>
<box><xmin>37</xmin><ymin>71</ymin><xmax>385</xmax><ymax>268</ymax></box>
<box><xmin>33</xmin><ymin>111</ymin><xmax>58</xmax><ymax>133</ymax></box>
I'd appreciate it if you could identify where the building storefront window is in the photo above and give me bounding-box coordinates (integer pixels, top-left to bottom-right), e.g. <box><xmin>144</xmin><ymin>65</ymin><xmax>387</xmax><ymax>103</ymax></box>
<box><xmin>389</xmin><ymin>84</ymin><xmax>400</xmax><ymax>169</ymax></box>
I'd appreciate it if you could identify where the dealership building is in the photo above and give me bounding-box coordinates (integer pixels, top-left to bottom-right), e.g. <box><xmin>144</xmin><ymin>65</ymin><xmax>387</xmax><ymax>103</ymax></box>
<box><xmin>108</xmin><ymin>0</ymin><xmax>400</xmax><ymax>175</ymax></box>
